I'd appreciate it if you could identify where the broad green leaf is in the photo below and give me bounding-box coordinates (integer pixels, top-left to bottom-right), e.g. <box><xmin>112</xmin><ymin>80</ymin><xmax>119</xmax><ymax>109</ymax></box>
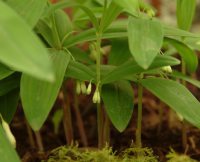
<box><xmin>165</xmin><ymin>38</ymin><xmax>198</xmax><ymax>73</ymax></box>
<box><xmin>21</xmin><ymin>51</ymin><xmax>70</xmax><ymax>130</ymax></box>
<box><xmin>109</xmin><ymin>39</ymin><xmax>131</xmax><ymax>65</ymax></box>
<box><xmin>36</xmin><ymin>19</ymin><xmax>55</xmax><ymax>47</ymax></box>
<box><xmin>0</xmin><ymin>63</ymin><xmax>14</xmax><ymax>80</ymax></box>
<box><xmin>0</xmin><ymin>126</ymin><xmax>20</xmax><ymax>162</ymax></box>
<box><xmin>128</xmin><ymin>17</ymin><xmax>164</xmax><ymax>69</ymax></box>
<box><xmin>0</xmin><ymin>1</ymin><xmax>54</xmax><ymax>81</ymax></box>
<box><xmin>6</xmin><ymin>0</ymin><xmax>47</xmax><ymax>27</ymax></box>
<box><xmin>102</xmin><ymin>55</ymin><xmax>180</xmax><ymax>84</ymax></box>
<box><xmin>65</xmin><ymin>60</ymin><xmax>95</xmax><ymax>81</ymax></box>
<box><xmin>171</xmin><ymin>71</ymin><xmax>200</xmax><ymax>89</ymax></box>
<box><xmin>53</xmin><ymin>9</ymin><xmax>73</xmax><ymax>43</ymax></box>
<box><xmin>48</xmin><ymin>1</ymin><xmax>99</xmax><ymax>30</ymax></box>
<box><xmin>113</xmin><ymin>0</ymin><xmax>139</xmax><ymax>16</ymax></box>
<box><xmin>141</xmin><ymin>78</ymin><xmax>200</xmax><ymax>128</ymax></box>
<box><xmin>177</xmin><ymin>0</ymin><xmax>196</xmax><ymax>30</ymax></box>
<box><xmin>0</xmin><ymin>89</ymin><xmax>19</xmax><ymax>123</ymax></box>
<box><xmin>63</xmin><ymin>27</ymin><xmax>127</xmax><ymax>48</ymax></box>
<box><xmin>0</xmin><ymin>73</ymin><xmax>20</xmax><ymax>96</ymax></box>
<box><xmin>102</xmin><ymin>81</ymin><xmax>134</xmax><ymax>132</ymax></box>
<box><xmin>69</xmin><ymin>47</ymin><xmax>94</xmax><ymax>64</ymax></box>
<box><xmin>164</xmin><ymin>25</ymin><xmax>200</xmax><ymax>38</ymax></box>
<box><xmin>101</xmin><ymin>1</ymin><xmax>122</xmax><ymax>32</ymax></box>
<box><xmin>63</xmin><ymin>21</ymin><xmax>200</xmax><ymax>48</ymax></box>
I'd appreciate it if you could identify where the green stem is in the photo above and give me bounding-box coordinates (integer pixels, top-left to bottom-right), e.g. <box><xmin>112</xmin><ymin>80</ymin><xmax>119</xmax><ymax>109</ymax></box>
<box><xmin>96</xmin><ymin>0</ymin><xmax>108</xmax><ymax>148</ymax></box>
<box><xmin>181</xmin><ymin>59</ymin><xmax>187</xmax><ymax>149</ymax></box>
<box><xmin>96</xmin><ymin>31</ymin><xmax>103</xmax><ymax>149</ymax></box>
<box><xmin>136</xmin><ymin>76</ymin><xmax>143</xmax><ymax>148</ymax></box>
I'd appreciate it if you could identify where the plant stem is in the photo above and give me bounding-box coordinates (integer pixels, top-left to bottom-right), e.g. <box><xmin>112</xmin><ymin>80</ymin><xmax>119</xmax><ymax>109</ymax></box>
<box><xmin>103</xmin><ymin>112</ymin><xmax>110</xmax><ymax>146</ymax></box>
<box><xmin>61</xmin><ymin>88</ymin><xmax>74</xmax><ymax>145</ymax></box>
<box><xmin>73</xmin><ymin>89</ymin><xmax>88</xmax><ymax>147</ymax></box>
<box><xmin>96</xmin><ymin>0</ymin><xmax>108</xmax><ymax>148</ymax></box>
<box><xmin>96</xmin><ymin>26</ymin><xmax>104</xmax><ymax>148</ymax></box>
<box><xmin>34</xmin><ymin>131</ymin><xmax>44</xmax><ymax>152</ymax></box>
<box><xmin>97</xmin><ymin>103</ymin><xmax>104</xmax><ymax>148</ymax></box>
<box><xmin>136</xmin><ymin>76</ymin><xmax>143</xmax><ymax>148</ymax></box>
<box><xmin>181</xmin><ymin>59</ymin><xmax>187</xmax><ymax>149</ymax></box>
<box><xmin>25</xmin><ymin>120</ymin><xmax>35</xmax><ymax>148</ymax></box>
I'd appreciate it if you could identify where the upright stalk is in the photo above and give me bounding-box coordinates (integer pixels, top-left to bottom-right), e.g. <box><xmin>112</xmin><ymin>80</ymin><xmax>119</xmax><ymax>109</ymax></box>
<box><xmin>73</xmin><ymin>89</ymin><xmax>88</xmax><ymax>146</ymax></box>
<box><xmin>25</xmin><ymin>120</ymin><xmax>35</xmax><ymax>148</ymax></box>
<box><xmin>95</xmin><ymin>0</ymin><xmax>108</xmax><ymax>148</ymax></box>
<box><xmin>96</xmin><ymin>28</ymin><xmax>103</xmax><ymax>149</ymax></box>
<box><xmin>181</xmin><ymin>59</ymin><xmax>187</xmax><ymax>150</ymax></box>
<box><xmin>103</xmin><ymin>112</ymin><xmax>110</xmax><ymax>146</ymax></box>
<box><xmin>61</xmin><ymin>88</ymin><xmax>74</xmax><ymax>145</ymax></box>
<box><xmin>34</xmin><ymin>131</ymin><xmax>44</xmax><ymax>152</ymax></box>
<box><xmin>136</xmin><ymin>75</ymin><xmax>144</xmax><ymax>148</ymax></box>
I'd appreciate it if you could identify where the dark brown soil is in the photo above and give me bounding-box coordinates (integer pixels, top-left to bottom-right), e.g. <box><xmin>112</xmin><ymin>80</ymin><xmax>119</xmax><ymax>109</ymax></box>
<box><xmin>11</xmin><ymin>81</ymin><xmax>200</xmax><ymax>162</ymax></box>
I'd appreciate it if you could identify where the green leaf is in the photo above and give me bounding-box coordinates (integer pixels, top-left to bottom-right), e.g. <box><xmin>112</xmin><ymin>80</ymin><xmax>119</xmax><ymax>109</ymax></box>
<box><xmin>101</xmin><ymin>1</ymin><xmax>122</xmax><ymax>32</ymax></box>
<box><xmin>109</xmin><ymin>39</ymin><xmax>131</xmax><ymax>66</ymax></box>
<box><xmin>69</xmin><ymin>47</ymin><xmax>94</xmax><ymax>64</ymax></box>
<box><xmin>102</xmin><ymin>81</ymin><xmax>134</xmax><ymax>132</ymax></box>
<box><xmin>165</xmin><ymin>38</ymin><xmax>198</xmax><ymax>73</ymax></box>
<box><xmin>48</xmin><ymin>1</ymin><xmax>99</xmax><ymax>30</ymax></box>
<box><xmin>0</xmin><ymin>89</ymin><xmax>19</xmax><ymax>123</ymax></box>
<box><xmin>36</xmin><ymin>19</ymin><xmax>55</xmax><ymax>47</ymax></box>
<box><xmin>102</xmin><ymin>55</ymin><xmax>180</xmax><ymax>84</ymax></box>
<box><xmin>65</xmin><ymin>60</ymin><xmax>95</xmax><ymax>81</ymax></box>
<box><xmin>63</xmin><ymin>21</ymin><xmax>200</xmax><ymax>48</ymax></box>
<box><xmin>0</xmin><ymin>63</ymin><xmax>14</xmax><ymax>80</ymax></box>
<box><xmin>0</xmin><ymin>1</ymin><xmax>54</xmax><ymax>81</ymax></box>
<box><xmin>53</xmin><ymin>9</ymin><xmax>73</xmax><ymax>43</ymax></box>
<box><xmin>0</xmin><ymin>73</ymin><xmax>20</xmax><ymax>96</ymax></box>
<box><xmin>113</xmin><ymin>0</ymin><xmax>139</xmax><ymax>16</ymax></box>
<box><xmin>63</xmin><ymin>27</ymin><xmax>127</xmax><ymax>48</ymax></box>
<box><xmin>171</xmin><ymin>71</ymin><xmax>200</xmax><ymax>89</ymax></box>
<box><xmin>164</xmin><ymin>25</ymin><xmax>200</xmax><ymax>38</ymax></box>
<box><xmin>21</xmin><ymin>51</ymin><xmax>70</xmax><ymax>130</ymax></box>
<box><xmin>177</xmin><ymin>0</ymin><xmax>196</xmax><ymax>30</ymax></box>
<box><xmin>141</xmin><ymin>78</ymin><xmax>200</xmax><ymax>128</ymax></box>
<box><xmin>0</xmin><ymin>126</ymin><xmax>20</xmax><ymax>162</ymax></box>
<box><xmin>128</xmin><ymin>17</ymin><xmax>164</xmax><ymax>69</ymax></box>
<box><xmin>6</xmin><ymin>0</ymin><xmax>47</xmax><ymax>27</ymax></box>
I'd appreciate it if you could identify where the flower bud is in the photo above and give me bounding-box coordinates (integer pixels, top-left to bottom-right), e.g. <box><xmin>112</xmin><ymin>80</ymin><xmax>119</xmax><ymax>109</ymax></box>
<box><xmin>80</xmin><ymin>82</ymin><xmax>87</xmax><ymax>94</ymax></box>
<box><xmin>92</xmin><ymin>89</ymin><xmax>100</xmax><ymax>104</ymax></box>
<box><xmin>76</xmin><ymin>81</ymin><xmax>81</xmax><ymax>94</ymax></box>
<box><xmin>2</xmin><ymin>119</ymin><xmax>16</xmax><ymax>148</ymax></box>
<box><xmin>86</xmin><ymin>82</ymin><xmax>92</xmax><ymax>95</ymax></box>
<box><xmin>161</xmin><ymin>66</ymin><xmax>172</xmax><ymax>73</ymax></box>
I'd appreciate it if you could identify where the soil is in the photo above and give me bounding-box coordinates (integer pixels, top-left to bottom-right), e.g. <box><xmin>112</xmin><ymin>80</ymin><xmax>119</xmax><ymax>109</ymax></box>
<box><xmin>11</xmin><ymin>77</ymin><xmax>200</xmax><ymax>162</ymax></box>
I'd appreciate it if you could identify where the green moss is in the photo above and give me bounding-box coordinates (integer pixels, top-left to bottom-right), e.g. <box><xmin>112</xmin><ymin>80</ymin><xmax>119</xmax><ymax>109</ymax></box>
<box><xmin>166</xmin><ymin>149</ymin><xmax>197</xmax><ymax>162</ymax></box>
<box><xmin>43</xmin><ymin>145</ymin><xmax>158</xmax><ymax>162</ymax></box>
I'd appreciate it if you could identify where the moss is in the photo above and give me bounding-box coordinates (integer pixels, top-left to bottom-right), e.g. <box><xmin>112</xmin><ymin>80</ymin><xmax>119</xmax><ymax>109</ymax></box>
<box><xmin>43</xmin><ymin>145</ymin><xmax>158</xmax><ymax>162</ymax></box>
<box><xmin>166</xmin><ymin>149</ymin><xmax>197</xmax><ymax>162</ymax></box>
